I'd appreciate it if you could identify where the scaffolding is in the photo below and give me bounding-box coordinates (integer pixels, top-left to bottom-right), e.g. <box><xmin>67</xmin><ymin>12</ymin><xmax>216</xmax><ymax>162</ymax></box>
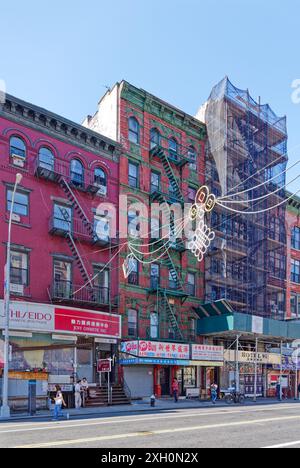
<box><xmin>200</xmin><ymin>77</ymin><xmax>288</xmax><ymax>319</ymax></box>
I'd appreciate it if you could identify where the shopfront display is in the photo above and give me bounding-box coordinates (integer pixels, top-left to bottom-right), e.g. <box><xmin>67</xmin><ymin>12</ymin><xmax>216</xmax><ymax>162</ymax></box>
<box><xmin>120</xmin><ymin>341</ymin><xmax>225</xmax><ymax>399</ymax></box>
<box><xmin>0</xmin><ymin>300</ymin><xmax>121</xmax><ymax>408</ymax></box>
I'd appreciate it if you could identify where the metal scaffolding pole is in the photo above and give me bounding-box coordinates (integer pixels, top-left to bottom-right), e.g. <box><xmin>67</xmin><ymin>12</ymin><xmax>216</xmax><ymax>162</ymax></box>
<box><xmin>235</xmin><ymin>335</ymin><xmax>240</xmax><ymax>392</ymax></box>
<box><xmin>280</xmin><ymin>341</ymin><xmax>283</xmax><ymax>401</ymax></box>
<box><xmin>253</xmin><ymin>337</ymin><xmax>258</xmax><ymax>402</ymax></box>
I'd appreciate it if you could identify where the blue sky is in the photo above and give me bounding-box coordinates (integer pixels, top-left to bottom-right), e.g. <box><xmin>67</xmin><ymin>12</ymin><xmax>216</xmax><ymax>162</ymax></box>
<box><xmin>1</xmin><ymin>0</ymin><xmax>299</xmax><ymax>186</ymax></box>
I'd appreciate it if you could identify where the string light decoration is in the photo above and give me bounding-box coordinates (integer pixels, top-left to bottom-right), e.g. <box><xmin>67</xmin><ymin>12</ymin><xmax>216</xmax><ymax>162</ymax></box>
<box><xmin>122</xmin><ymin>253</ymin><xmax>136</xmax><ymax>279</ymax></box>
<box><xmin>188</xmin><ymin>186</ymin><xmax>216</xmax><ymax>262</ymax></box>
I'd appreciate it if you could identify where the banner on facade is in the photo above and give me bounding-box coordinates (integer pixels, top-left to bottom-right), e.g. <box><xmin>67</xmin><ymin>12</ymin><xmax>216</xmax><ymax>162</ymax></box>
<box><xmin>121</xmin><ymin>340</ymin><xmax>190</xmax><ymax>360</ymax></box>
<box><xmin>191</xmin><ymin>344</ymin><xmax>224</xmax><ymax>362</ymax></box>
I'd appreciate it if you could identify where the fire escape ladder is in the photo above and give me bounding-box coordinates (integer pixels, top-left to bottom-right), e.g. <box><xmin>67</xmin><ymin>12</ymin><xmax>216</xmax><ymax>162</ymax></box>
<box><xmin>161</xmin><ymin>291</ymin><xmax>184</xmax><ymax>341</ymax></box>
<box><xmin>160</xmin><ymin>151</ymin><xmax>184</xmax><ymax>204</ymax></box>
<box><xmin>59</xmin><ymin>177</ymin><xmax>94</xmax><ymax>237</ymax></box>
<box><xmin>165</xmin><ymin>250</ymin><xmax>184</xmax><ymax>292</ymax></box>
<box><xmin>59</xmin><ymin>207</ymin><xmax>95</xmax><ymax>302</ymax></box>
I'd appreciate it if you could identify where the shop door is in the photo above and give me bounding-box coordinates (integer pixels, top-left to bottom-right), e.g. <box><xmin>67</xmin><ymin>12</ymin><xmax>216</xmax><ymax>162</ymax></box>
<box><xmin>160</xmin><ymin>368</ymin><xmax>170</xmax><ymax>396</ymax></box>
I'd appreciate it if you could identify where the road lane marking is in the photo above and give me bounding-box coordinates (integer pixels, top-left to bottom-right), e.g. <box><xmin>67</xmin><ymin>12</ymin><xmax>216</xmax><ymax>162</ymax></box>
<box><xmin>1</xmin><ymin>405</ymin><xmax>300</xmax><ymax>435</ymax></box>
<box><xmin>264</xmin><ymin>440</ymin><xmax>300</xmax><ymax>449</ymax></box>
<box><xmin>15</xmin><ymin>414</ymin><xmax>300</xmax><ymax>448</ymax></box>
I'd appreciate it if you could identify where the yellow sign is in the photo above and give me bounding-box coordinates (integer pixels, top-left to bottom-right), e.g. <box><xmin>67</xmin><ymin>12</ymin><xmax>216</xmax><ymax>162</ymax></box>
<box><xmin>9</xmin><ymin>371</ymin><xmax>49</xmax><ymax>381</ymax></box>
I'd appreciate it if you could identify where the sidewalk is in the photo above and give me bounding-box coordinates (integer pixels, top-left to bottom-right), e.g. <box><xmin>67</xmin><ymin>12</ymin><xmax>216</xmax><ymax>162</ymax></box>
<box><xmin>1</xmin><ymin>398</ymin><xmax>299</xmax><ymax>422</ymax></box>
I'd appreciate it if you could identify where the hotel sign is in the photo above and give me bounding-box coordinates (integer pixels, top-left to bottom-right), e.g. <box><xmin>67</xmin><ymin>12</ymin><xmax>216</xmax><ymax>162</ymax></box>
<box><xmin>225</xmin><ymin>350</ymin><xmax>281</xmax><ymax>365</ymax></box>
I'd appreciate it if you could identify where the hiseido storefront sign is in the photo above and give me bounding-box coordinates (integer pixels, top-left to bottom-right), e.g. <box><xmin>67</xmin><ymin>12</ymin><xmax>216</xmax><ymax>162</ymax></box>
<box><xmin>0</xmin><ymin>300</ymin><xmax>54</xmax><ymax>332</ymax></box>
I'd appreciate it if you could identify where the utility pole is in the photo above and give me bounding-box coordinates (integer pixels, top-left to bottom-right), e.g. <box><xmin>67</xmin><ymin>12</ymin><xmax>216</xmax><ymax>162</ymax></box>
<box><xmin>1</xmin><ymin>173</ymin><xmax>23</xmax><ymax>419</ymax></box>
<box><xmin>235</xmin><ymin>335</ymin><xmax>240</xmax><ymax>392</ymax></box>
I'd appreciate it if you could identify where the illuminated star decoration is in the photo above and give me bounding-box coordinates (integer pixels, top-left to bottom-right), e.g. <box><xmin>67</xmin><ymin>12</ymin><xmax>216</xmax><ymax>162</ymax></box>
<box><xmin>188</xmin><ymin>185</ymin><xmax>216</xmax><ymax>262</ymax></box>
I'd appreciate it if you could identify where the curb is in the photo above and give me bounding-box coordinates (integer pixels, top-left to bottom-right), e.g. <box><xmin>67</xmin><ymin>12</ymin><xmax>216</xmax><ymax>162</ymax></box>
<box><xmin>1</xmin><ymin>399</ymin><xmax>299</xmax><ymax>423</ymax></box>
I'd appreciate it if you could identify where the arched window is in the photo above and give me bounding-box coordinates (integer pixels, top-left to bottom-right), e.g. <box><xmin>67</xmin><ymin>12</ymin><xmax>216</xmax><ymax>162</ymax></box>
<box><xmin>38</xmin><ymin>147</ymin><xmax>54</xmax><ymax>171</ymax></box>
<box><xmin>188</xmin><ymin>146</ymin><xmax>197</xmax><ymax>170</ymax></box>
<box><xmin>292</xmin><ymin>227</ymin><xmax>300</xmax><ymax>250</ymax></box>
<box><xmin>94</xmin><ymin>167</ymin><xmax>107</xmax><ymax>195</ymax></box>
<box><xmin>128</xmin><ymin>117</ymin><xmax>140</xmax><ymax>144</ymax></box>
<box><xmin>150</xmin><ymin>128</ymin><xmax>161</xmax><ymax>149</ymax></box>
<box><xmin>70</xmin><ymin>159</ymin><xmax>84</xmax><ymax>188</ymax></box>
<box><xmin>169</xmin><ymin>137</ymin><xmax>178</xmax><ymax>160</ymax></box>
<box><xmin>10</xmin><ymin>136</ymin><xmax>26</xmax><ymax>162</ymax></box>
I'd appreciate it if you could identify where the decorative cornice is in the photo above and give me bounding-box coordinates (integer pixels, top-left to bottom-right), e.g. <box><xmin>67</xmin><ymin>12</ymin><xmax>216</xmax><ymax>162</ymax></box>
<box><xmin>120</xmin><ymin>81</ymin><xmax>207</xmax><ymax>140</ymax></box>
<box><xmin>0</xmin><ymin>94</ymin><xmax>121</xmax><ymax>161</ymax></box>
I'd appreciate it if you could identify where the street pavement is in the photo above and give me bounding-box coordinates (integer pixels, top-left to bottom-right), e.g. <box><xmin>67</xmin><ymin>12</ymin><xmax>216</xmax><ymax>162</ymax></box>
<box><xmin>1</xmin><ymin>402</ymin><xmax>300</xmax><ymax>448</ymax></box>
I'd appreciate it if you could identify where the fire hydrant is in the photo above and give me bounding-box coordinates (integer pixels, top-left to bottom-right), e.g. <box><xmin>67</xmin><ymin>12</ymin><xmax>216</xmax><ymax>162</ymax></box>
<box><xmin>150</xmin><ymin>394</ymin><xmax>156</xmax><ymax>407</ymax></box>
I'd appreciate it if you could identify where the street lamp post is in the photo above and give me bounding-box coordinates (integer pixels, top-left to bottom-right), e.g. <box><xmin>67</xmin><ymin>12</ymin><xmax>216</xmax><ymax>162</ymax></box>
<box><xmin>0</xmin><ymin>173</ymin><xmax>23</xmax><ymax>419</ymax></box>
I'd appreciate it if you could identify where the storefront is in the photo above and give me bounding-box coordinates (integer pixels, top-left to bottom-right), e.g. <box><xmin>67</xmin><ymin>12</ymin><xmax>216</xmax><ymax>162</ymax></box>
<box><xmin>0</xmin><ymin>300</ymin><xmax>121</xmax><ymax>409</ymax></box>
<box><xmin>120</xmin><ymin>341</ymin><xmax>224</xmax><ymax>399</ymax></box>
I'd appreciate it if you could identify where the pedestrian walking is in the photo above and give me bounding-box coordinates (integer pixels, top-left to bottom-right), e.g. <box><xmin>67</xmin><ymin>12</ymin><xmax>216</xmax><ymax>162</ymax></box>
<box><xmin>172</xmin><ymin>378</ymin><xmax>179</xmax><ymax>403</ymax></box>
<box><xmin>74</xmin><ymin>380</ymin><xmax>82</xmax><ymax>409</ymax></box>
<box><xmin>211</xmin><ymin>383</ymin><xmax>218</xmax><ymax>404</ymax></box>
<box><xmin>53</xmin><ymin>385</ymin><xmax>67</xmax><ymax>421</ymax></box>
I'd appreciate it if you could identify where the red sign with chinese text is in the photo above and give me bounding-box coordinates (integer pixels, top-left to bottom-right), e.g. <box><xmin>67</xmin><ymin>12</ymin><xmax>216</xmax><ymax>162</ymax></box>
<box><xmin>97</xmin><ymin>359</ymin><xmax>112</xmax><ymax>373</ymax></box>
<box><xmin>54</xmin><ymin>308</ymin><xmax>121</xmax><ymax>338</ymax></box>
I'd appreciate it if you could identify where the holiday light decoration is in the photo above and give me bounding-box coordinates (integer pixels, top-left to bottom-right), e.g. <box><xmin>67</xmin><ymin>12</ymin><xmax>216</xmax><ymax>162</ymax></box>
<box><xmin>122</xmin><ymin>254</ymin><xmax>136</xmax><ymax>279</ymax></box>
<box><xmin>188</xmin><ymin>185</ymin><xmax>216</xmax><ymax>262</ymax></box>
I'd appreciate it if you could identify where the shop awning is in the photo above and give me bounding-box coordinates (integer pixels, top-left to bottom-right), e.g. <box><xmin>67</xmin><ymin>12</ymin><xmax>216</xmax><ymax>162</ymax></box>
<box><xmin>197</xmin><ymin>305</ymin><xmax>300</xmax><ymax>342</ymax></box>
<box><xmin>194</xmin><ymin>300</ymin><xmax>234</xmax><ymax>319</ymax></box>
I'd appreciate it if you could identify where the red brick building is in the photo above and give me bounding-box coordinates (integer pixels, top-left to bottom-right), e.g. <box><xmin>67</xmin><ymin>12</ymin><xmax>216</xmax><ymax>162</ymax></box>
<box><xmin>286</xmin><ymin>193</ymin><xmax>300</xmax><ymax>320</ymax></box>
<box><xmin>0</xmin><ymin>94</ymin><xmax>123</xmax><ymax>408</ymax></box>
<box><xmin>83</xmin><ymin>82</ymin><xmax>221</xmax><ymax>399</ymax></box>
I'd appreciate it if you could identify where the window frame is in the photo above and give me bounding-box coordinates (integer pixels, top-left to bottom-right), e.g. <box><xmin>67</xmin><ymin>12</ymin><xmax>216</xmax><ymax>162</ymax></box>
<box><xmin>70</xmin><ymin>158</ymin><xmax>85</xmax><ymax>188</ymax></box>
<box><xmin>10</xmin><ymin>136</ymin><xmax>26</xmax><ymax>161</ymax></box>
<box><xmin>10</xmin><ymin>250</ymin><xmax>29</xmax><ymax>287</ymax></box>
<box><xmin>6</xmin><ymin>188</ymin><xmax>29</xmax><ymax>217</ymax></box>
<box><xmin>128</xmin><ymin>161</ymin><xmax>139</xmax><ymax>189</ymax></box>
<box><xmin>128</xmin><ymin>309</ymin><xmax>138</xmax><ymax>338</ymax></box>
<box><xmin>128</xmin><ymin>117</ymin><xmax>140</xmax><ymax>145</ymax></box>
<box><xmin>38</xmin><ymin>146</ymin><xmax>55</xmax><ymax>171</ymax></box>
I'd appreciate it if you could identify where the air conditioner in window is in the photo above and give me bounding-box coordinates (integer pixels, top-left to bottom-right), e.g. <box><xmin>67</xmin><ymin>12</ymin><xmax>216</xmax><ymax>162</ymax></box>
<box><xmin>10</xmin><ymin>284</ymin><xmax>24</xmax><ymax>295</ymax></box>
<box><xmin>11</xmin><ymin>213</ymin><xmax>21</xmax><ymax>223</ymax></box>
<box><xmin>94</xmin><ymin>184</ymin><xmax>107</xmax><ymax>196</ymax></box>
<box><xmin>11</xmin><ymin>154</ymin><xmax>25</xmax><ymax>168</ymax></box>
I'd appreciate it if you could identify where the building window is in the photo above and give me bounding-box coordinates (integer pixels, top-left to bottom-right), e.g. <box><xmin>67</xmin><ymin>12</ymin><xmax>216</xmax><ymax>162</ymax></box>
<box><xmin>94</xmin><ymin>168</ymin><xmax>107</xmax><ymax>196</ymax></box>
<box><xmin>292</xmin><ymin>227</ymin><xmax>300</xmax><ymax>250</ymax></box>
<box><xmin>10</xmin><ymin>136</ymin><xmax>26</xmax><ymax>163</ymax></box>
<box><xmin>187</xmin><ymin>273</ymin><xmax>196</xmax><ymax>296</ymax></box>
<box><xmin>7</xmin><ymin>189</ymin><xmax>29</xmax><ymax>217</ymax></box>
<box><xmin>291</xmin><ymin>259</ymin><xmax>300</xmax><ymax>284</ymax></box>
<box><xmin>150</xmin><ymin>312</ymin><xmax>159</xmax><ymax>339</ymax></box>
<box><xmin>128</xmin><ymin>258</ymin><xmax>139</xmax><ymax>286</ymax></box>
<box><xmin>189</xmin><ymin>318</ymin><xmax>196</xmax><ymax>341</ymax></box>
<box><xmin>128</xmin><ymin>117</ymin><xmax>140</xmax><ymax>144</ymax></box>
<box><xmin>169</xmin><ymin>138</ymin><xmax>178</xmax><ymax>160</ymax></box>
<box><xmin>128</xmin><ymin>162</ymin><xmax>139</xmax><ymax>188</ymax></box>
<box><xmin>10</xmin><ymin>250</ymin><xmax>29</xmax><ymax>288</ymax></box>
<box><xmin>94</xmin><ymin>216</ymin><xmax>110</xmax><ymax>242</ymax></box>
<box><xmin>128</xmin><ymin>210</ymin><xmax>141</xmax><ymax>238</ymax></box>
<box><xmin>150</xmin><ymin>171</ymin><xmax>161</xmax><ymax>194</ymax></box>
<box><xmin>291</xmin><ymin>295</ymin><xmax>298</xmax><ymax>318</ymax></box>
<box><xmin>150</xmin><ymin>128</ymin><xmax>161</xmax><ymax>149</ymax></box>
<box><xmin>128</xmin><ymin>309</ymin><xmax>138</xmax><ymax>337</ymax></box>
<box><xmin>269</xmin><ymin>252</ymin><xmax>286</xmax><ymax>280</ymax></box>
<box><xmin>53</xmin><ymin>259</ymin><xmax>72</xmax><ymax>298</ymax></box>
<box><xmin>150</xmin><ymin>264</ymin><xmax>160</xmax><ymax>290</ymax></box>
<box><xmin>188</xmin><ymin>146</ymin><xmax>197</xmax><ymax>170</ymax></box>
<box><xmin>53</xmin><ymin>203</ymin><xmax>72</xmax><ymax>232</ymax></box>
<box><xmin>38</xmin><ymin>147</ymin><xmax>54</xmax><ymax>171</ymax></box>
<box><xmin>188</xmin><ymin>187</ymin><xmax>197</xmax><ymax>203</ymax></box>
<box><xmin>70</xmin><ymin>159</ymin><xmax>84</xmax><ymax>188</ymax></box>
<box><xmin>169</xmin><ymin>269</ymin><xmax>178</xmax><ymax>290</ymax></box>
<box><xmin>93</xmin><ymin>268</ymin><xmax>109</xmax><ymax>304</ymax></box>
